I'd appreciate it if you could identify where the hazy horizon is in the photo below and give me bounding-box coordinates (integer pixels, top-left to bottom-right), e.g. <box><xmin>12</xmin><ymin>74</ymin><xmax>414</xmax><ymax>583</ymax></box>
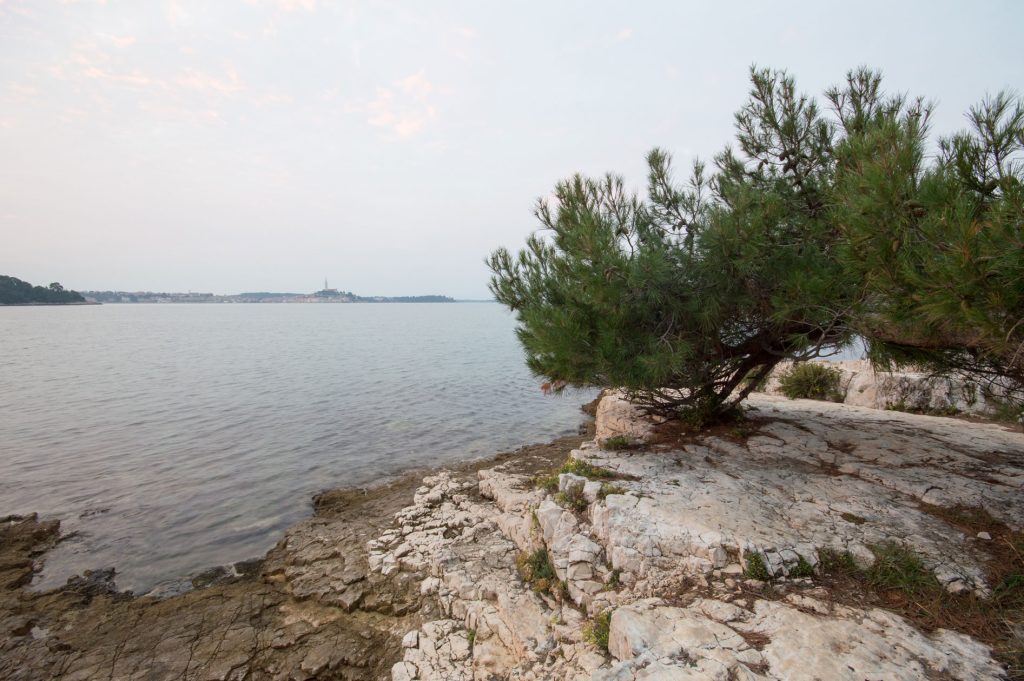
<box><xmin>3</xmin><ymin>1</ymin><xmax>1022</xmax><ymax>299</ymax></box>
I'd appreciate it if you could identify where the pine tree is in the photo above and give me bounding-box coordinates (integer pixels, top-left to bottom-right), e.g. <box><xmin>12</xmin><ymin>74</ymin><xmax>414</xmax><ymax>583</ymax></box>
<box><xmin>832</xmin><ymin>74</ymin><xmax>1024</xmax><ymax>404</ymax></box>
<box><xmin>489</xmin><ymin>67</ymin><xmax>1024</xmax><ymax>424</ymax></box>
<box><xmin>488</xmin><ymin>68</ymin><xmax>855</xmax><ymax>424</ymax></box>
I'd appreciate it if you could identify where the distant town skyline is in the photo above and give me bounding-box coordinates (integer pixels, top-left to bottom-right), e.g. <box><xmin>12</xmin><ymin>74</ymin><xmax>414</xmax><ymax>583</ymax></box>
<box><xmin>2</xmin><ymin>1</ymin><xmax>1023</xmax><ymax>299</ymax></box>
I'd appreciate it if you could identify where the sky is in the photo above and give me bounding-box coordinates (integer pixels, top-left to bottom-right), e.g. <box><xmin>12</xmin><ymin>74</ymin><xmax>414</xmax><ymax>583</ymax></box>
<box><xmin>1</xmin><ymin>1</ymin><xmax>1022</xmax><ymax>298</ymax></box>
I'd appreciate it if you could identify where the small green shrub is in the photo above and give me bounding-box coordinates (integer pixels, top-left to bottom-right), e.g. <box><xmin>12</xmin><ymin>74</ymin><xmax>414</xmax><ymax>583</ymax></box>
<box><xmin>583</xmin><ymin>610</ymin><xmax>612</xmax><ymax>651</ymax></box>
<box><xmin>743</xmin><ymin>550</ymin><xmax>771</xmax><ymax>581</ymax></box>
<box><xmin>466</xmin><ymin>628</ymin><xmax>476</xmax><ymax>646</ymax></box>
<box><xmin>606</xmin><ymin>567</ymin><xmax>622</xmax><ymax>588</ymax></box>
<box><xmin>560</xmin><ymin>458</ymin><xmax>616</xmax><ymax>479</ymax></box>
<box><xmin>534</xmin><ymin>472</ymin><xmax>560</xmax><ymax>494</ymax></box>
<box><xmin>777</xmin><ymin>363</ymin><xmax>844</xmax><ymax>402</ymax></box>
<box><xmin>817</xmin><ymin>547</ymin><xmax>858</xmax><ymax>575</ymax></box>
<box><xmin>516</xmin><ymin>549</ymin><xmax>557</xmax><ymax>594</ymax></box>
<box><xmin>555</xmin><ymin>487</ymin><xmax>588</xmax><ymax>513</ymax></box>
<box><xmin>789</xmin><ymin>554</ymin><xmax>815</xmax><ymax>578</ymax></box>
<box><xmin>600</xmin><ymin>435</ymin><xmax>632</xmax><ymax>450</ymax></box>
<box><xmin>597</xmin><ymin>483</ymin><xmax>626</xmax><ymax>500</ymax></box>
<box><xmin>535</xmin><ymin>457</ymin><xmax>634</xmax><ymax>495</ymax></box>
<box><xmin>865</xmin><ymin>542</ymin><xmax>942</xmax><ymax>598</ymax></box>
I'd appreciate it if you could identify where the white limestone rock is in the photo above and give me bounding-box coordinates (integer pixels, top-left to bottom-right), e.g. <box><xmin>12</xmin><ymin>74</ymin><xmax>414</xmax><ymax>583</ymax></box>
<box><xmin>379</xmin><ymin>394</ymin><xmax>1021</xmax><ymax>681</ymax></box>
<box><xmin>598</xmin><ymin>598</ymin><xmax>1003</xmax><ymax>681</ymax></box>
<box><xmin>595</xmin><ymin>390</ymin><xmax>657</xmax><ymax>444</ymax></box>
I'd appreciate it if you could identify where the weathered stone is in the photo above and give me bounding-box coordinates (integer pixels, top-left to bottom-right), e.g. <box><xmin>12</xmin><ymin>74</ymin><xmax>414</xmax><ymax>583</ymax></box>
<box><xmin>559</xmin><ymin>473</ymin><xmax>587</xmax><ymax>496</ymax></box>
<box><xmin>375</xmin><ymin>392</ymin><xmax>1017</xmax><ymax>680</ymax></box>
<box><xmin>594</xmin><ymin>390</ymin><xmax>657</xmax><ymax>444</ymax></box>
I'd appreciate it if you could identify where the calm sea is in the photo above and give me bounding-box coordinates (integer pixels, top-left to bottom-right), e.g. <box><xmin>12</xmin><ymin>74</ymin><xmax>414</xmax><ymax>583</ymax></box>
<box><xmin>0</xmin><ymin>303</ymin><xmax>594</xmax><ymax>595</ymax></box>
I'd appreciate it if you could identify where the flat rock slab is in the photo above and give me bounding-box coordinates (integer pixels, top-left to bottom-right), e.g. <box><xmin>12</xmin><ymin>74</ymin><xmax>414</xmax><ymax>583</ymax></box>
<box><xmin>584</xmin><ymin>394</ymin><xmax>1023</xmax><ymax>594</ymax></box>
<box><xmin>380</xmin><ymin>394</ymin><xmax>1021</xmax><ymax>680</ymax></box>
<box><xmin>597</xmin><ymin>597</ymin><xmax>1003</xmax><ymax>681</ymax></box>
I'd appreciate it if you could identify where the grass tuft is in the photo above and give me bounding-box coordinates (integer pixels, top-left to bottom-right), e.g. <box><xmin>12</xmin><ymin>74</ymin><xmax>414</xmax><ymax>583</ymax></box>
<box><xmin>817</xmin><ymin>547</ymin><xmax>858</xmax><ymax>575</ymax></box>
<box><xmin>600</xmin><ymin>435</ymin><xmax>633</xmax><ymax>450</ymax></box>
<box><xmin>789</xmin><ymin>554</ymin><xmax>816</xmax><ymax>578</ymax></box>
<box><xmin>583</xmin><ymin>610</ymin><xmax>612</xmax><ymax>651</ymax></box>
<box><xmin>534</xmin><ymin>472</ymin><xmax>560</xmax><ymax>494</ymax></box>
<box><xmin>516</xmin><ymin>548</ymin><xmax>557</xmax><ymax>595</ymax></box>
<box><xmin>560</xmin><ymin>458</ymin><xmax>617</xmax><ymax>479</ymax></box>
<box><xmin>597</xmin><ymin>483</ymin><xmax>627</xmax><ymax>500</ymax></box>
<box><xmin>743</xmin><ymin>550</ymin><xmax>771</xmax><ymax>581</ymax></box>
<box><xmin>864</xmin><ymin>542</ymin><xmax>943</xmax><ymax>598</ymax></box>
<box><xmin>534</xmin><ymin>456</ymin><xmax>636</xmax><ymax>494</ymax></box>
<box><xmin>555</xmin><ymin>486</ymin><xmax>588</xmax><ymax>513</ymax></box>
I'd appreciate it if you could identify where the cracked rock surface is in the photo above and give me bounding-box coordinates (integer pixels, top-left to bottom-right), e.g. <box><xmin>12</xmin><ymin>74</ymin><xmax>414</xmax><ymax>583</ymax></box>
<box><xmin>0</xmin><ymin>438</ymin><xmax>588</xmax><ymax>681</ymax></box>
<box><xmin>378</xmin><ymin>393</ymin><xmax>1021</xmax><ymax>680</ymax></box>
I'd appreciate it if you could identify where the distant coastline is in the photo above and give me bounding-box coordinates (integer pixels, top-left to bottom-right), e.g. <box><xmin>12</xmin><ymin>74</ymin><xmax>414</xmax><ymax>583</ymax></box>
<box><xmin>0</xmin><ymin>301</ymin><xmax>99</xmax><ymax>307</ymax></box>
<box><xmin>0</xmin><ymin>275</ymin><xmax>87</xmax><ymax>305</ymax></box>
<box><xmin>80</xmin><ymin>290</ymin><xmax>458</xmax><ymax>304</ymax></box>
<box><xmin>2</xmin><ymin>274</ymin><xmax>478</xmax><ymax>306</ymax></box>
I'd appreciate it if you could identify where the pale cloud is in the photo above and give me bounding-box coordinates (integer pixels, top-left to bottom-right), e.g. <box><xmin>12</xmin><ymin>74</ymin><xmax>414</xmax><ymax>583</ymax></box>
<box><xmin>176</xmin><ymin>67</ymin><xmax>243</xmax><ymax>94</ymax></box>
<box><xmin>396</xmin><ymin>71</ymin><xmax>433</xmax><ymax>99</ymax></box>
<box><xmin>83</xmin><ymin>66</ymin><xmax>162</xmax><ymax>89</ymax></box>
<box><xmin>276</xmin><ymin>0</ymin><xmax>315</xmax><ymax>10</ymax></box>
<box><xmin>614</xmin><ymin>28</ymin><xmax>633</xmax><ymax>43</ymax></box>
<box><xmin>6</xmin><ymin>82</ymin><xmax>39</xmax><ymax>99</ymax></box>
<box><xmin>1</xmin><ymin>0</ymin><xmax>34</xmax><ymax>14</ymax></box>
<box><xmin>444</xmin><ymin>25</ymin><xmax>480</xmax><ymax>62</ymax></box>
<box><xmin>245</xmin><ymin>0</ymin><xmax>316</xmax><ymax>11</ymax></box>
<box><xmin>358</xmin><ymin>71</ymin><xmax>440</xmax><ymax>139</ymax></box>
<box><xmin>164</xmin><ymin>0</ymin><xmax>186</xmax><ymax>27</ymax></box>
<box><xmin>104</xmin><ymin>34</ymin><xmax>137</xmax><ymax>49</ymax></box>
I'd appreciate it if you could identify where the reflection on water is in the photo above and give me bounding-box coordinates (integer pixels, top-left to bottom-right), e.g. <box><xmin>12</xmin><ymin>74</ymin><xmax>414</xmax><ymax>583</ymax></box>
<box><xmin>0</xmin><ymin>303</ymin><xmax>593</xmax><ymax>594</ymax></box>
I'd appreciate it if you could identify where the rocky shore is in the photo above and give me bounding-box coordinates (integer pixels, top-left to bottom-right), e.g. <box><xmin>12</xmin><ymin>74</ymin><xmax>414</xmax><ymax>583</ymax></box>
<box><xmin>3</xmin><ymin>388</ymin><xmax>1023</xmax><ymax>680</ymax></box>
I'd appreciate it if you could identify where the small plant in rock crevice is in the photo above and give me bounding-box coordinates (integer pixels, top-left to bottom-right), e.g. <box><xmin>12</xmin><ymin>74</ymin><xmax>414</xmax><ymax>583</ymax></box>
<box><xmin>597</xmin><ymin>483</ymin><xmax>627</xmax><ymax>500</ymax></box>
<box><xmin>788</xmin><ymin>554</ymin><xmax>816</xmax><ymax>578</ymax></box>
<box><xmin>817</xmin><ymin>547</ymin><xmax>858</xmax><ymax>575</ymax></box>
<box><xmin>600</xmin><ymin>435</ymin><xmax>633</xmax><ymax>451</ymax></box>
<box><xmin>743</xmin><ymin>550</ymin><xmax>771</xmax><ymax>581</ymax></box>
<box><xmin>534</xmin><ymin>472</ymin><xmax>560</xmax><ymax>494</ymax></box>
<box><xmin>534</xmin><ymin>456</ymin><xmax>637</xmax><ymax>495</ymax></box>
<box><xmin>555</xmin><ymin>487</ymin><xmax>588</xmax><ymax>513</ymax></box>
<box><xmin>863</xmin><ymin>542</ymin><xmax>942</xmax><ymax>598</ymax></box>
<box><xmin>516</xmin><ymin>548</ymin><xmax>558</xmax><ymax>595</ymax></box>
<box><xmin>583</xmin><ymin>610</ymin><xmax>613</xmax><ymax>651</ymax></box>
<box><xmin>560</xmin><ymin>457</ymin><xmax>618</xmax><ymax>479</ymax></box>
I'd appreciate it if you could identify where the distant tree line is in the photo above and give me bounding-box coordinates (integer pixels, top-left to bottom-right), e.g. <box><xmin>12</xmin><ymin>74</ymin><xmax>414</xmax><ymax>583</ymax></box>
<box><xmin>366</xmin><ymin>295</ymin><xmax>455</xmax><ymax>303</ymax></box>
<box><xmin>0</xmin><ymin>276</ymin><xmax>85</xmax><ymax>305</ymax></box>
<box><xmin>489</xmin><ymin>67</ymin><xmax>1023</xmax><ymax>425</ymax></box>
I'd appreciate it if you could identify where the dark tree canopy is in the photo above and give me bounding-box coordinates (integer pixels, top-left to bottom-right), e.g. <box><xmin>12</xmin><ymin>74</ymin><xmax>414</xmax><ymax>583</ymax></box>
<box><xmin>0</xmin><ymin>275</ymin><xmax>86</xmax><ymax>305</ymax></box>
<box><xmin>489</xmin><ymin>67</ymin><xmax>1023</xmax><ymax>424</ymax></box>
<box><xmin>832</xmin><ymin>77</ymin><xmax>1024</xmax><ymax>400</ymax></box>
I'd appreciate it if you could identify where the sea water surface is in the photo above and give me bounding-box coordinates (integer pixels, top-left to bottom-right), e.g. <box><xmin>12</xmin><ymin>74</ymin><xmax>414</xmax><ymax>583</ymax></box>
<box><xmin>0</xmin><ymin>303</ymin><xmax>594</xmax><ymax>594</ymax></box>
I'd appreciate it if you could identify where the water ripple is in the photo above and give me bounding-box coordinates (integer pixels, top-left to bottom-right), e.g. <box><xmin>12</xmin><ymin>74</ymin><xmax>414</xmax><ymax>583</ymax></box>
<box><xmin>0</xmin><ymin>303</ymin><xmax>594</xmax><ymax>593</ymax></box>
